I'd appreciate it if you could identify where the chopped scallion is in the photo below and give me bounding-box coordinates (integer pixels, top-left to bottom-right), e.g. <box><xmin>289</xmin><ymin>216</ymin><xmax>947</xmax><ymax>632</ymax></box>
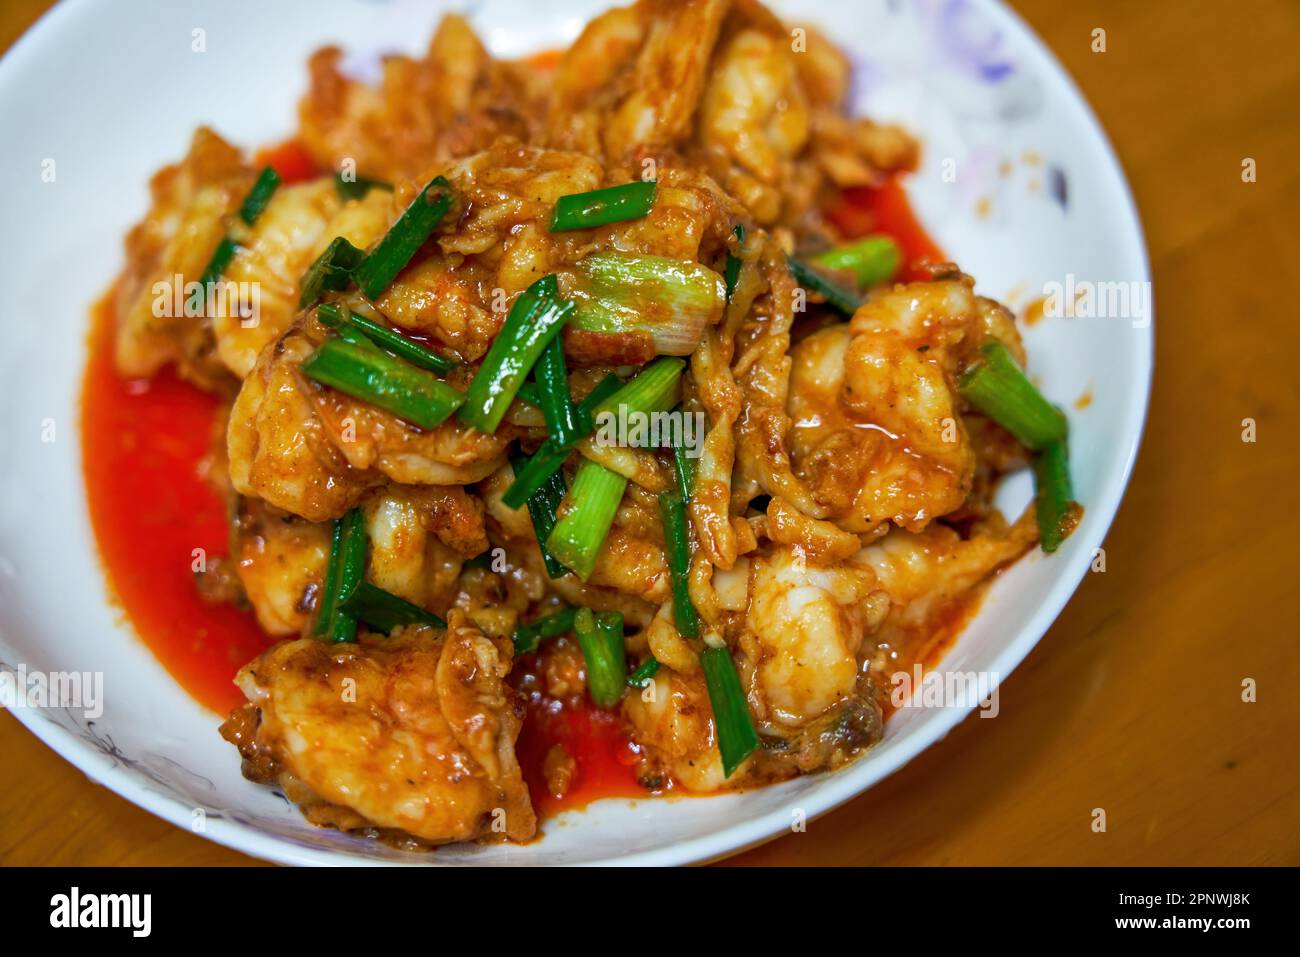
<box><xmin>545</xmin><ymin>459</ymin><xmax>627</xmax><ymax>581</ymax></box>
<box><xmin>316</xmin><ymin>301</ymin><xmax>454</xmax><ymax>374</ymax></box>
<box><xmin>459</xmin><ymin>274</ymin><xmax>573</xmax><ymax>433</ymax></box>
<box><xmin>534</xmin><ymin>336</ymin><xmax>583</xmax><ymax>447</ymax></box>
<box><xmin>788</xmin><ymin>256</ymin><xmax>864</xmax><ymax>316</ymax></box>
<box><xmin>313</xmin><ymin>508</ymin><xmax>367</xmax><ymax>644</ymax></box>
<box><xmin>627</xmin><ymin>657</ymin><xmax>661</xmax><ymax>689</ymax></box>
<box><xmin>510</xmin><ymin>452</ymin><xmax>570</xmax><ymax>579</ymax></box>
<box><xmin>298</xmin><ymin>236</ymin><xmax>365</xmax><ymax>309</ymax></box>
<box><xmin>811</xmin><ymin>234</ymin><xmax>900</xmax><ymax>289</ymax></box>
<box><xmin>238</xmin><ymin>166</ymin><xmax>281</xmax><ymax>226</ymax></box>
<box><xmin>334</xmin><ymin>172</ymin><xmax>392</xmax><ymax>202</ymax></box>
<box><xmin>658</xmin><ymin>490</ymin><xmax>700</xmax><ymax>639</ymax></box>
<box><xmin>302</xmin><ymin>336</ymin><xmax>464</xmax><ymax>430</ymax></box>
<box><xmin>352</xmin><ymin>175</ymin><xmax>453</xmax><ymax>299</ymax></box>
<box><xmin>550</xmin><ymin>180</ymin><xmax>657</xmax><ymax>232</ymax></box>
<box><xmin>957</xmin><ymin>340</ymin><xmax>1068</xmax><ymax>450</ymax></box>
<box><xmin>575</xmin><ymin>608</ymin><xmax>627</xmax><ymax>709</ymax></box>
<box><xmin>1034</xmin><ymin>441</ymin><xmax>1079</xmax><ymax>553</ymax></box>
<box><xmin>501</xmin><ymin>374</ymin><xmax>624</xmax><ymax>509</ymax></box>
<box><xmin>700</xmin><ymin>645</ymin><xmax>760</xmax><ymax>778</ymax></box>
<box><xmin>568</xmin><ymin>253</ymin><xmax>724</xmax><ymax>356</ymax></box>
<box><xmin>513</xmin><ymin>607</ymin><xmax>579</xmax><ymax>655</ymax></box>
<box><xmin>340</xmin><ymin>579</ymin><xmax>446</xmax><ymax>633</ymax></box>
<box><xmin>199</xmin><ymin>236</ymin><xmax>238</xmax><ymax>290</ymax></box>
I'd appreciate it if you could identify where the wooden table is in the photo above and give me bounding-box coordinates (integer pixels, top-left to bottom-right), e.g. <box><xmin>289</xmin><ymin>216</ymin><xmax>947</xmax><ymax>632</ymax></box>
<box><xmin>2</xmin><ymin>0</ymin><xmax>1297</xmax><ymax>867</ymax></box>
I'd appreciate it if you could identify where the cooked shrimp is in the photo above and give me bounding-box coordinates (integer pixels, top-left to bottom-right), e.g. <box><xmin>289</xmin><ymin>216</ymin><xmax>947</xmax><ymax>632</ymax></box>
<box><xmin>114</xmin><ymin>127</ymin><xmax>249</xmax><ymax>389</ymax></box>
<box><xmin>227</xmin><ymin>323</ymin><xmax>373</xmax><ymax>522</ymax></box>
<box><xmin>742</xmin><ymin>544</ymin><xmax>887</xmax><ymax>728</ymax></box>
<box><xmin>214</xmin><ymin>183</ymin><xmax>391</xmax><ymax>377</ymax></box>
<box><xmin>223</xmin><ymin>617</ymin><xmax>535</xmax><ymax>844</ymax></box>
<box><xmin>787</xmin><ymin>322</ymin><xmax>973</xmax><ymax>533</ymax></box>
<box><xmin>699</xmin><ymin>28</ymin><xmax>809</xmax><ymax>223</ymax></box>
<box><xmin>624</xmin><ymin>667</ymin><xmax>740</xmax><ymax>792</ymax></box>
<box><xmin>231</xmin><ymin>499</ymin><xmax>332</xmax><ymax>635</ymax></box>
<box><xmin>298</xmin><ymin>15</ymin><xmax>545</xmax><ymax>182</ymax></box>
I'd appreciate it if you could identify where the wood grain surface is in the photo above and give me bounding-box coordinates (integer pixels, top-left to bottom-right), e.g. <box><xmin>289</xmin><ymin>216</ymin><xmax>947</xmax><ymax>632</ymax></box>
<box><xmin>2</xmin><ymin>0</ymin><xmax>1297</xmax><ymax>867</ymax></box>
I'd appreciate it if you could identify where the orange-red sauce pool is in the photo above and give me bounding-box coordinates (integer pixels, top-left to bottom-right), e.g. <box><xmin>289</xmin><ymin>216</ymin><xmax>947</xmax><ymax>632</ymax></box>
<box><xmin>80</xmin><ymin>173</ymin><xmax>948</xmax><ymax>816</ymax></box>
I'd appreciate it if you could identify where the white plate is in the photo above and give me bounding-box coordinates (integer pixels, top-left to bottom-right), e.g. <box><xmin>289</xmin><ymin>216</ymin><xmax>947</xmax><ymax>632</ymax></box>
<box><xmin>0</xmin><ymin>0</ymin><xmax>1151</xmax><ymax>865</ymax></box>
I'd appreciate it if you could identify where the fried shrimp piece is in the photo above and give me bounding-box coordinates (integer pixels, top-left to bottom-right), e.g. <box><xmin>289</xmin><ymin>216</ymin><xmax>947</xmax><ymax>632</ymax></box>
<box><xmin>787</xmin><ymin>319</ymin><xmax>973</xmax><ymax>535</ymax></box>
<box><xmin>231</xmin><ymin>498</ymin><xmax>332</xmax><ymax>635</ymax></box>
<box><xmin>365</xmin><ymin>485</ymin><xmax>489</xmax><ymax>608</ymax></box>
<box><xmin>764</xmin><ymin>495</ymin><xmax>863</xmax><ymax>564</ymax></box>
<box><xmin>857</xmin><ymin>513</ymin><xmax>1037</xmax><ymax>650</ymax></box>
<box><xmin>227</xmin><ymin>323</ymin><xmax>374</xmax><ymax>522</ymax></box>
<box><xmin>222</xmin><ymin>616</ymin><xmax>536</xmax><ymax>844</ymax></box>
<box><xmin>604</xmin><ymin>0</ymin><xmax>731</xmax><ymax>159</ymax></box>
<box><xmin>741</xmin><ymin>544</ymin><xmax>887</xmax><ymax>729</ymax></box>
<box><xmin>298</xmin><ymin>15</ymin><xmax>546</xmax><ymax>182</ymax></box>
<box><xmin>624</xmin><ymin>667</ymin><xmax>741</xmax><ymax>792</ymax></box>
<box><xmin>114</xmin><ymin>127</ymin><xmax>251</xmax><ymax>389</ymax></box>
<box><xmin>308</xmin><ymin>368</ymin><xmax>512</xmax><ymax>486</ymax></box>
<box><xmin>698</xmin><ymin>27</ymin><xmax>809</xmax><ymax>224</ymax></box>
<box><xmin>732</xmin><ymin>236</ymin><xmax>837</xmax><ymax>520</ymax></box>
<box><xmin>229</xmin><ymin>312</ymin><xmax>507</xmax><ymax>511</ymax></box>
<box><xmin>546</xmin><ymin>5</ymin><xmax>647</xmax><ymax>154</ymax></box>
<box><xmin>848</xmin><ymin>274</ymin><xmax>1026</xmax><ymax>373</ymax></box>
<box><xmin>374</xmin><ymin>145</ymin><xmax>603</xmax><ymax>361</ymax></box>
<box><xmin>213</xmin><ymin>183</ymin><xmax>392</xmax><ymax>378</ymax></box>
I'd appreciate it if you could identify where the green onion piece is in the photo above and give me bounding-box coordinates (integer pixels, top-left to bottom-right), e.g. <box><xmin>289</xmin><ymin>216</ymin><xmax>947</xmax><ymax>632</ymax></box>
<box><xmin>340</xmin><ymin>579</ymin><xmax>445</xmax><ymax>633</ymax></box>
<box><xmin>513</xmin><ymin>607</ymin><xmax>578</xmax><ymax>655</ymax></box>
<box><xmin>627</xmin><ymin>657</ymin><xmax>661</xmax><ymax>689</ymax></box>
<box><xmin>550</xmin><ymin>180</ymin><xmax>657</xmax><ymax>232</ymax></box>
<box><xmin>334</xmin><ymin>323</ymin><xmax>381</xmax><ymax>353</ymax></box>
<box><xmin>502</xmin><ymin>374</ymin><xmax>624</xmax><ymax>509</ymax></box>
<box><xmin>463</xmin><ymin>551</ymin><xmax>492</xmax><ymax>570</ymax></box>
<box><xmin>957</xmin><ymin>340</ymin><xmax>1068</xmax><ymax>450</ymax></box>
<box><xmin>658</xmin><ymin>490</ymin><xmax>700</xmax><ymax>639</ymax></box>
<box><xmin>238</xmin><ymin>166</ymin><xmax>281</xmax><ymax>226</ymax></box>
<box><xmin>199</xmin><ymin>236</ymin><xmax>238</xmax><ymax>289</ymax></box>
<box><xmin>724</xmin><ymin>224</ymin><xmax>747</xmax><ymax>303</ymax></box>
<box><xmin>459</xmin><ymin>275</ymin><xmax>574</xmax><ymax>433</ymax></box>
<box><xmin>316</xmin><ymin>301</ymin><xmax>454</xmax><ymax>374</ymax></box>
<box><xmin>515</xmin><ymin>381</ymin><xmax>541</xmax><ymax>408</ymax></box>
<box><xmin>505</xmin><ymin>359</ymin><xmax>682</xmax><ymax>508</ymax></box>
<box><xmin>673</xmin><ymin>442</ymin><xmax>697</xmax><ymax>499</ymax></box>
<box><xmin>313</xmin><ymin>508</ymin><xmax>367</xmax><ymax>643</ymax></box>
<box><xmin>352</xmin><ymin>175</ymin><xmax>453</xmax><ymax>299</ymax></box>
<box><xmin>811</xmin><ymin>234</ymin><xmax>901</xmax><ymax>289</ymax></box>
<box><xmin>510</xmin><ymin>452</ymin><xmax>569</xmax><ymax>579</ymax></box>
<box><xmin>700</xmin><ymin>645</ymin><xmax>760</xmax><ymax>778</ymax></box>
<box><xmin>569</xmin><ymin>253</ymin><xmax>724</xmax><ymax>356</ymax></box>
<box><xmin>575</xmin><ymin>608</ymin><xmax>627</xmax><ymax>709</ymax></box>
<box><xmin>302</xmin><ymin>336</ymin><xmax>465</xmax><ymax>430</ymax></box>
<box><xmin>788</xmin><ymin>256</ymin><xmax>864</xmax><ymax>316</ymax></box>
<box><xmin>1034</xmin><ymin>441</ymin><xmax>1078</xmax><ymax>553</ymax></box>
<box><xmin>589</xmin><ymin>356</ymin><xmax>684</xmax><ymax>422</ymax></box>
<box><xmin>334</xmin><ymin>172</ymin><xmax>392</xmax><ymax>201</ymax></box>
<box><xmin>535</xmin><ymin>336</ymin><xmax>583</xmax><ymax>447</ymax></box>
<box><xmin>298</xmin><ymin>236</ymin><xmax>365</xmax><ymax>309</ymax></box>
<box><xmin>546</xmin><ymin>459</ymin><xmax>627</xmax><ymax>581</ymax></box>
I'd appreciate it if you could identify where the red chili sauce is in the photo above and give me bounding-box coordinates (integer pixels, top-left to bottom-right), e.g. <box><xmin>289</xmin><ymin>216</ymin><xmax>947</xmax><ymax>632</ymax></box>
<box><xmin>81</xmin><ymin>156</ymin><xmax>946</xmax><ymax>813</ymax></box>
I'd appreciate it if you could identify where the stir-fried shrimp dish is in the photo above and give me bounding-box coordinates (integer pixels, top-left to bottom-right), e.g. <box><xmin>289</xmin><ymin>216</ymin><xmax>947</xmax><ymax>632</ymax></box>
<box><xmin>88</xmin><ymin>0</ymin><xmax>1081</xmax><ymax>848</ymax></box>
